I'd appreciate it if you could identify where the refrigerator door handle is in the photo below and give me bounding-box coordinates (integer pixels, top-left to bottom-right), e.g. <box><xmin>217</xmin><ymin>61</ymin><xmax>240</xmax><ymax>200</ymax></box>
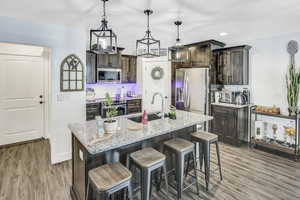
<box><xmin>183</xmin><ymin>73</ymin><xmax>191</xmax><ymax>109</ymax></box>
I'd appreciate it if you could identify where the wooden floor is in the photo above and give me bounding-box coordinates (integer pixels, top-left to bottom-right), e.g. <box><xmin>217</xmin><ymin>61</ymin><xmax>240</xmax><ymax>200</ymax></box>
<box><xmin>1</xmin><ymin>139</ymin><xmax>300</xmax><ymax>200</ymax></box>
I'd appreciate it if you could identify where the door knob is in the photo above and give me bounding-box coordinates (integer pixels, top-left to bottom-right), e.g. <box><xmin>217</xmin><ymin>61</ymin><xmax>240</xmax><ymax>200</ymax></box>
<box><xmin>40</xmin><ymin>101</ymin><xmax>45</xmax><ymax>104</ymax></box>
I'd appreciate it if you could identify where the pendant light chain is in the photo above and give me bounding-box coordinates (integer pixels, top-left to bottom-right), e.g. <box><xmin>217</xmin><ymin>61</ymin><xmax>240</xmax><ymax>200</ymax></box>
<box><xmin>147</xmin><ymin>12</ymin><xmax>150</xmax><ymax>34</ymax></box>
<box><xmin>102</xmin><ymin>0</ymin><xmax>106</xmax><ymax>20</ymax></box>
<box><xmin>101</xmin><ymin>0</ymin><xmax>108</xmax><ymax>30</ymax></box>
<box><xmin>177</xmin><ymin>24</ymin><xmax>180</xmax><ymax>42</ymax></box>
<box><xmin>175</xmin><ymin>21</ymin><xmax>182</xmax><ymax>43</ymax></box>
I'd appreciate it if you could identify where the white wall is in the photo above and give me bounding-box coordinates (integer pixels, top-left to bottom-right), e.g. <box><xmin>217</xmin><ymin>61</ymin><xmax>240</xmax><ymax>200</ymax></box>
<box><xmin>231</xmin><ymin>32</ymin><xmax>300</xmax><ymax>115</ymax></box>
<box><xmin>0</xmin><ymin>16</ymin><xmax>86</xmax><ymax>164</ymax></box>
<box><xmin>137</xmin><ymin>56</ymin><xmax>171</xmax><ymax>112</ymax></box>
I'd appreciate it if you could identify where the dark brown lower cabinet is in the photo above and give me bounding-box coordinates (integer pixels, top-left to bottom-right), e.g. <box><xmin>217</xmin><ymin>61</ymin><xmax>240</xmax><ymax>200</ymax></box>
<box><xmin>86</xmin><ymin>103</ymin><xmax>101</xmax><ymax>121</ymax></box>
<box><xmin>127</xmin><ymin>99</ymin><xmax>142</xmax><ymax>114</ymax></box>
<box><xmin>210</xmin><ymin>105</ymin><xmax>248</xmax><ymax>146</ymax></box>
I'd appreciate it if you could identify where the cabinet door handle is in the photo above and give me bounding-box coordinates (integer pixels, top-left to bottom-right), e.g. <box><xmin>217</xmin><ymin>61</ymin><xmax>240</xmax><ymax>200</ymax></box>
<box><xmin>40</xmin><ymin>101</ymin><xmax>45</xmax><ymax>104</ymax></box>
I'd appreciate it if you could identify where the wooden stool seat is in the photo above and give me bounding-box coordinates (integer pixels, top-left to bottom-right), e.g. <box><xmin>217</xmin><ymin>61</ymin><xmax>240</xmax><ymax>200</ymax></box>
<box><xmin>130</xmin><ymin>147</ymin><xmax>166</xmax><ymax>168</ymax></box>
<box><xmin>191</xmin><ymin>131</ymin><xmax>218</xmax><ymax>143</ymax></box>
<box><xmin>164</xmin><ymin>138</ymin><xmax>194</xmax><ymax>153</ymax></box>
<box><xmin>88</xmin><ymin>162</ymin><xmax>132</xmax><ymax>192</ymax></box>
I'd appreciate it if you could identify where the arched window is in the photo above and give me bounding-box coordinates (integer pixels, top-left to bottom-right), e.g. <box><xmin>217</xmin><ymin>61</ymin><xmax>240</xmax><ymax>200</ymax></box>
<box><xmin>60</xmin><ymin>54</ymin><xmax>84</xmax><ymax>92</ymax></box>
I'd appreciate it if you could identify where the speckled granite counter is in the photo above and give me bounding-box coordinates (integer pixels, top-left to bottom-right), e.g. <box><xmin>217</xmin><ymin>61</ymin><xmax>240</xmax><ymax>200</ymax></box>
<box><xmin>69</xmin><ymin>110</ymin><xmax>213</xmax><ymax>155</ymax></box>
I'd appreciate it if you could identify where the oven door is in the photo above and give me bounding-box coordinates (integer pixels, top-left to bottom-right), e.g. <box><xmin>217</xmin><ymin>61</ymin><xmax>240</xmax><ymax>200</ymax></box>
<box><xmin>101</xmin><ymin>104</ymin><xmax>127</xmax><ymax>118</ymax></box>
<box><xmin>97</xmin><ymin>68</ymin><xmax>121</xmax><ymax>83</ymax></box>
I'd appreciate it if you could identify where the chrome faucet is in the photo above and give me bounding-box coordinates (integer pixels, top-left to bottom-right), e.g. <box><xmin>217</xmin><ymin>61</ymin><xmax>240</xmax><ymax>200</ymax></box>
<box><xmin>151</xmin><ymin>92</ymin><xmax>167</xmax><ymax>119</ymax></box>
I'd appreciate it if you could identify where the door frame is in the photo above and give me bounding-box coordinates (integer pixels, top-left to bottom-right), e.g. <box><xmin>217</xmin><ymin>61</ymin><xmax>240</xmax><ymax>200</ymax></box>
<box><xmin>0</xmin><ymin>42</ymin><xmax>52</xmax><ymax>139</ymax></box>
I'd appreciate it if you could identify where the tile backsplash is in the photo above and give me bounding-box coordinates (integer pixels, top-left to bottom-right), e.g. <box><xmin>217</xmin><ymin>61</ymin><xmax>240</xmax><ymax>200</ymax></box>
<box><xmin>86</xmin><ymin>83</ymin><xmax>141</xmax><ymax>99</ymax></box>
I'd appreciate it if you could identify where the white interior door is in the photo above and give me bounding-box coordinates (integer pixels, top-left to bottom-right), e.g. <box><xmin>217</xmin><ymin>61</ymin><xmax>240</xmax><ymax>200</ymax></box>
<box><xmin>0</xmin><ymin>55</ymin><xmax>44</xmax><ymax>145</ymax></box>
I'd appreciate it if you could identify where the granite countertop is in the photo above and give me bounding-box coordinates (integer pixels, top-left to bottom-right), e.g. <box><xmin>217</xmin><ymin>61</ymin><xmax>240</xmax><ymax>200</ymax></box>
<box><xmin>211</xmin><ymin>102</ymin><xmax>250</xmax><ymax>108</ymax></box>
<box><xmin>68</xmin><ymin>110</ymin><xmax>213</xmax><ymax>155</ymax></box>
<box><xmin>86</xmin><ymin>96</ymin><xmax>142</xmax><ymax>104</ymax></box>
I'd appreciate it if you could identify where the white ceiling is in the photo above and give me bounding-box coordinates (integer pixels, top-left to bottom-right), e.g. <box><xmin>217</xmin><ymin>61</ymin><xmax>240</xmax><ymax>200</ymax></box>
<box><xmin>1</xmin><ymin>0</ymin><xmax>300</xmax><ymax>52</ymax></box>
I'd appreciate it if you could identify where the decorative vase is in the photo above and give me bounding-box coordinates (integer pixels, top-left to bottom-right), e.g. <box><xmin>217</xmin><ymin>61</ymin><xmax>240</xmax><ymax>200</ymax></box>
<box><xmin>103</xmin><ymin>119</ymin><xmax>118</xmax><ymax>134</ymax></box>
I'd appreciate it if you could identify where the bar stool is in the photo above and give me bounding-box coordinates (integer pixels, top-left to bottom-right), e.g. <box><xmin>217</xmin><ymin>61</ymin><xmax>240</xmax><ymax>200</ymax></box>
<box><xmin>191</xmin><ymin>131</ymin><xmax>223</xmax><ymax>191</ymax></box>
<box><xmin>164</xmin><ymin>138</ymin><xmax>200</xmax><ymax>200</ymax></box>
<box><xmin>129</xmin><ymin>147</ymin><xmax>169</xmax><ymax>200</ymax></box>
<box><xmin>86</xmin><ymin>162</ymin><xmax>133</xmax><ymax>200</ymax></box>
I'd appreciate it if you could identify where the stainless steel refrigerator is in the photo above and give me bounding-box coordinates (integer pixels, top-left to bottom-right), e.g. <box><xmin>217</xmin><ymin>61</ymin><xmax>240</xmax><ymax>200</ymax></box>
<box><xmin>175</xmin><ymin>68</ymin><xmax>209</xmax><ymax>114</ymax></box>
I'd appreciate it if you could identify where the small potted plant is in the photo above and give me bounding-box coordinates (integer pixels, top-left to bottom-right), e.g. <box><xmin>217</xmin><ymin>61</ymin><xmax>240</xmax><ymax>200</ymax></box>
<box><xmin>103</xmin><ymin>93</ymin><xmax>118</xmax><ymax>134</ymax></box>
<box><xmin>286</xmin><ymin>63</ymin><xmax>300</xmax><ymax>115</ymax></box>
<box><xmin>168</xmin><ymin>105</ymin><xmax>177</xmax><ymax>120</ymax></box>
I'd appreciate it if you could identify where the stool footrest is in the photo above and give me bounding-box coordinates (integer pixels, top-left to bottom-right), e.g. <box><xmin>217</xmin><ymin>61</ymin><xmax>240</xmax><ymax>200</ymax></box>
<box><xmin>195</xmin><ymin>168</ymin><xmax>219</xmax><ymax>175</ymax></box>
<box><xmin>168</xmin><ymin>179</ymin><xmax>198</xmax><ymax>192</ymax></box>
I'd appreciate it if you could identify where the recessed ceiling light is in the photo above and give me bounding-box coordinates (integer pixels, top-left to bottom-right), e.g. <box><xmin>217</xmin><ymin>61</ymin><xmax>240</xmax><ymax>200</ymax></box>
<box><xmin>219</xmin><ymin>32</ymin><xmax>228</xmax><ymax>36</ymax></box>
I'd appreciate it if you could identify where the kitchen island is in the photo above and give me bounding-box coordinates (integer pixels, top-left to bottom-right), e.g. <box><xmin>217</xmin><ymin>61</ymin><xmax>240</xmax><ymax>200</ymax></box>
<box><xmin>69</xmin><ymin>110</ymin><xmax>213</xmax><ymax>200</ymax></box>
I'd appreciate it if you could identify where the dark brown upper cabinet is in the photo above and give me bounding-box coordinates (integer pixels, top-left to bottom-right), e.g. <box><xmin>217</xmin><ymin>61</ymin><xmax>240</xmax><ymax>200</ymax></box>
<box><xmin>189</xmin><ymin>45</ymin><xmax>211</xmax><ymax>67</ymax></box>
<box><xmin>121</xmin><ymin>55</ymin><xmax>137</xmax><ymax>83</ymax></box>
<box><xmin>86</xmin><ymin>48</ymin><xmax>124</xmax><ymax>84</ymax></box>
<box><xmin>97</xmin><ymin>50</ymin><xmax>122</xmax><ymax>69</ymax></box>
<box><xmin>174</xmin><ymin>40</ymin><xmax>226</xmax><ymax>68</ymax></box>
<box><xmin>211</xmin><ymin>45</ymin><xmax>251</xmax><ymax>85</ymax></box>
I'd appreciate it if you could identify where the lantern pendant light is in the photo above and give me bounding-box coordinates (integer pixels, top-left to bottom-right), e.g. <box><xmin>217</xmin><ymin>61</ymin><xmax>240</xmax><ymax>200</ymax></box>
<box><xmin>168</xmin><ymin>21</ymin><xmax>189</xmax><ymax>62</ymax></box>
<box><xmin>136</xmin><ymin>9</ymin><xmax>161</xmax><ymax>58</ymax></box>
<box><xmin>90</xmin><ymin>0</ymin><xmax>118</xmax><ymax>54</ymax></box>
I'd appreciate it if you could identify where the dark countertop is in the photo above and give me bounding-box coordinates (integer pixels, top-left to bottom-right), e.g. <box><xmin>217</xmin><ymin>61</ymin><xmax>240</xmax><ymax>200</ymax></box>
<box><xmin>86</xmin><ymin>96</ymin><xmax>142</xmax><ymax>104</ymax></box>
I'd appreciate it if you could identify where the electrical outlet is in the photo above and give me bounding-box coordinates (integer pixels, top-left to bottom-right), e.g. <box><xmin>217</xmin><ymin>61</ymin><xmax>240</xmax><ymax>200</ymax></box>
<box><xmin>57</xmin><ymin>93</ymin><xmax>64</xmax><ymax>102</ymax></box>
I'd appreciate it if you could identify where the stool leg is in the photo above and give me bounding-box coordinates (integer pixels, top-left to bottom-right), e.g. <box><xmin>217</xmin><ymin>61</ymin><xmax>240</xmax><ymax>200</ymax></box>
<box><xmin>126</xmin><ymin>154</ymin><xmax>130</xmax><ymax>168</ymax></box>
<box><xmin>141</xmin><ymin>168</ymin><xmax>151</xmax><ymax>200</ymax></box>
<box><xmin>215</xmin><ymin>142</ymin><xmax>223</xmax><ymax>181</ymax></box>
<box><xmin>85</xmin><ymin>179</ymin><xmax>90</xmax><ymax>200</ymax></box>
<box><xmin>99</xmin><ymin>192</ymin><xmax>109</xmax><ymax>200</ymax></box>
<box><xmin>175</xmin><ymin>153</ymin><xmax>184</xmax><ymax>200</ymax></box>
<box><xmin>162</xmin><ymin>163</ymin><xmax>169</xmax><ymax>198</ymax></box>
<box><xmin>185</xmin><ymin>154</ymin><xmax>190</xmax><ymax>178</ymax></box>
<box><xmin>203</xmin><ymin>142</ymin><xmax>210</xmax><ymax>191</ymax></box>
<box><xmin>199</xmin><ymin>143</ymin><xmax>204</xmax><ymax>172</ymax></box>
<box><xmin>192</xmin><ymin>149</ymin><xmax>200</xmax><ymax>196</ymax></box>
<box><xmin>127</xmin><ymin>181</ymin><xmax>134</xmax><ymax>200</ymax></box>
<box><xmin>124</xmin><ymin>155</ymin><xmax>130</xmax><ymax>200</ymax></box>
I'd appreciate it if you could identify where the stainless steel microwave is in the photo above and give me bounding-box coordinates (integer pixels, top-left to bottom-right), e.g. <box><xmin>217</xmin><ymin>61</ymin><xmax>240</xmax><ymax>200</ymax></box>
<box><xmin>97</xmin><ymin>68</ymin><xmax>121</xmax><ymax>83</ymax></box>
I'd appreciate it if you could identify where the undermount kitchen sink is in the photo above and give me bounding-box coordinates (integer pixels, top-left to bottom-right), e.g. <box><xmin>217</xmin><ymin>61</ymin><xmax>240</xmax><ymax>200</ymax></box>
<box><xmin>128</xmin><ymin>113</ymin><xmax>168</xmax><ymax>123</ymax></box>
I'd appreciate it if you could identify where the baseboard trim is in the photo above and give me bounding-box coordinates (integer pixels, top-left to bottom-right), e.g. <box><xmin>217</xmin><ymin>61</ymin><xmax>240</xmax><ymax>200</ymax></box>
<box><xmin>0</xmin><ymin>138</ymin><xmax>45</xmax><ymax>149</ymax></box>
<box><xmin>51</xmin><ymin>151</ymin><xmax>71</xmax><ymax>165</ymax></box>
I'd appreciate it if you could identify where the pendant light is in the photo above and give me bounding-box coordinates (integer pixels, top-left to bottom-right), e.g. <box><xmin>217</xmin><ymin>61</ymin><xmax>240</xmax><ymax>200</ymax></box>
<box><xmin>136</xmin><ymin>9</ymin><xmax>160</xmax><ymax>58</ymax></box>
<box><xmin>168</xmin><ymin>21</ymin><xmax>189</xmax><ymax>62</ymax></box>
<box><xmin>90</xmin><ymin>0</ymin><xmax>118</xmax><ymax>54</ymax></box>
